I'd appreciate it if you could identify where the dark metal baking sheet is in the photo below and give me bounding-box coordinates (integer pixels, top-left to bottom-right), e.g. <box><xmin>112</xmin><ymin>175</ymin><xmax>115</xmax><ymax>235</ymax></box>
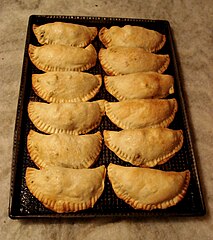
<box><xmin>9</xmin><ymin>15</ymin><xmax>206</xmax><ymax>218</ymax></box>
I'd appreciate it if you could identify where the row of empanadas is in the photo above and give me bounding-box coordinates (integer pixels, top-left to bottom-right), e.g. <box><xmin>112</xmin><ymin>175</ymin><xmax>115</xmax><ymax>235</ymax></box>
<box><xmin>25</xmin><ymin>164</ymin><xmax>190</xmax><ymax>213</ymax></box>
<box><xmin>33</xmin><ymin>22</ymin><xmax>165</xmax><ymax>52</ymax></box>
<box><xmin>28</xmin><ymin>99</ymin><xmax>177</xmax><ymax>135</ymax></box>
<box><xmin>28</xmin><ymin>42</ymin><xmax>170</xmax><ymax>75</ymax></box>
<box><xmin>28</xmin><ymin>21</ymin><xmax>104</xmax><ymax>212</ymax></box>
<box><xmin>31</xmin><ymin>71</ymin><xmax>174</xmax><ymax>103</ymax></box>
<box><xmin>27</xmin><ymin>127</ymin><xmax>183</xmax><ymax>169</ymax></box>
<box><xmin>32</xmin><ymin>72</ymin><xmax>102</xmax><ymax>103</ymax></box>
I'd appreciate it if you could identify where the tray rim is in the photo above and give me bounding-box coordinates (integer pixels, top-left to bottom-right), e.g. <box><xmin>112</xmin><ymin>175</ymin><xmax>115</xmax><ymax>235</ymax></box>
<box><xmin>166</xmin><ymin>24</ymin><xmax>206</xmax><ymax>215</ymax></box>
<box><xmin>9</xmin><ymin>15</ymin><xmax>206</xmax><ymax>219</ymax></box>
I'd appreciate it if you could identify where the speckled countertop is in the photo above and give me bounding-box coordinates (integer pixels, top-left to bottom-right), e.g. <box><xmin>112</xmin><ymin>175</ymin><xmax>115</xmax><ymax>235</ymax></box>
<box><xmin>0</xmin><ymin>0</ymin><xmax>213</xmax><ymax>239</ymax></box>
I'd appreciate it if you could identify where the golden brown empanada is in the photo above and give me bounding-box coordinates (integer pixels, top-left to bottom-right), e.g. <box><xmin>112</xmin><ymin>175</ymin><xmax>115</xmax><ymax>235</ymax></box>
<box><xmin>27</xmin><ymin>130</ymin><xmax>102</xmax><ymax>169</ymax></box>
<box><xmin>25</xmin><ymin>165</ymin><xmax>106</xmax><ymax>213</ymax></box>
<box><xmin>105</xmin><ymin>99</ymin><xmax>177</xmax><ymax>129</ymax></box>
<box><xmin>33</xmin><ymin>22</ymin><xmax>97</xmax><ymax>47</ymax></box>
<box><xmin>108</xmin><ymin>163</ymin><xmax>190</xmax><ymax>210</ymax></box>
<box><xmin>99</xmin><ymin>25</ymin><xmax>166</xmax><ymax>52</ymax></box>
<box><xmin>104</xmin><ymin>128</ymin><xmax>183</xmax><ymax>167</ymax></box>
<box><xmin>104</xmin><ymin>72</ymin><xmax>174</xmax><ymax>101</ymax></box>
<box><xmin>32</xmin><ymin>72</ymin><xmax>102</xmax><ymax>103</ymax></box>
<box><xmin>28</xmin><ymin>44</ymin><xmax>97</xmax><ymax>72</ymax></box>
<box><xmin>28</xmin><ymin>100</ymin><xmax>105</xmax><ymax>135</ymax></box>
<box><xmin>99</xmin><ymin>46</ymin><xmax>170</xmax><ymax>75</ymax></box>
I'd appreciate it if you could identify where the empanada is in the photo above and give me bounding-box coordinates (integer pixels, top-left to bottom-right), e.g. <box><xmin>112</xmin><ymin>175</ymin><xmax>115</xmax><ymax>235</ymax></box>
<box><xmin>25</xmin><ymin>165</ymin><xmax>106</xmax><ymax>213</ymax></box>
<box><xmin>104</xmin><ymin>128</ymin><xmax>183</xmax><ymax>167</ymax></box>
<box><xmin>28</xmin><ymin>100</ymin><xmax>105</xmax><ymax>135</ymax></box>
<box><xmin>105</xmin><ymin>99</ymin><xmax>177</xmax><ymax>129</ymax></box>
<box><xmin>99</xmin><ymin>25</ymin><xmax>166</xmax><ymax>52</ymax></box>
<box><xmin>104</xmin><ymin>72</ymin><xmax>174</xmax><ymax>101</ymax></box>
<box><xmin>32</xmin><ymin>72</ymin><xmax>102</xmax><ymax>103</ymax></box>
<box><xmin>28</xmin><ymin>44</ymin><xmax>97</xmax><ymax>72</ymax></box>
<box><xmin>99</xmin><ymin>46</ymin><xmax>170</xmax><ymax>75</ymax></box>
<box><xmin>27</xmin><ymin>130</ymin><xmax>102</xmax><ymax>169</ymax></box>
<box><xmin>33</xmin><ymin>22</ymin><xmax>97</xmax><ymax>47</ymax></box>
<box><xmin>108</xmin><ymin>163</ymin><xmax>190</xmax><ymax>210</ymax></box>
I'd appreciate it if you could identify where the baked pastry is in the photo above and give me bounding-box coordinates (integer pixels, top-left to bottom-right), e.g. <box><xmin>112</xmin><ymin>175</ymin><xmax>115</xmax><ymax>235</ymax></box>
<box><xmin>105</xmin><ymin>99</ymin><xmax>177</xmax><ymax>129</ymax></box>
<box><xmin>27</xmin><ymin>130</ymin><xmax>102</xmax><ymax>169</ymax></box>
<box><xmin>104</xmin><ymin>72</ymin><xmax>174</xmax><ymax>100</ymax></box>
<box><xmin>99</xmin><ymin>25</ymin><xmax>166</xmax><ymax>52</ymax></box>
<box><xmin>104</xmin><ymin>128</ymin><xmax>183</xmax><ymax>167</ymax></box>
<box><xmin>33</xmin><ymin>22</ymin><xmax>97</xmax><ymax>47</ymax></box>
<box><xmin>99</xmin><ymin>46</ymin><xmax>170</xmax><ymax>75</ymax></box>
<box><xmin>107</xmin><ymin>163</ymin><xmax>190</xmax><ymax>210</ymax></box>
<box><xmin>32</xmin><ymin>72</ymin><xmax>102</xmax><ymax>103</ymax></box>
<box><xmin>28</xmin><ymin>44</ymin><xmax>97</xmax><ymax>72</ymax></box>
<box><xmin>25</xmin><ymin>165</ymin><xmax>106</xmax><ymax>213</ymax></box>
<box><xmin>28</xmin><ymin>100</ymin><xmax>105</xmax><ymax>135</ymax></box>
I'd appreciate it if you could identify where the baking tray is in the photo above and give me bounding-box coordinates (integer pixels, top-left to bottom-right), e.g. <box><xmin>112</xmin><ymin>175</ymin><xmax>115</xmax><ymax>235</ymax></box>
<box><xmin>9</xmin><ymin>15</ymin><xmax>206</xmax><ymax>218</ymax></box>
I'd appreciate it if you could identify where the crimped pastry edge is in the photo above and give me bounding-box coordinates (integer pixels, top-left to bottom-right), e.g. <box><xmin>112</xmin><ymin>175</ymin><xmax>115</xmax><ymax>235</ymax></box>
<box><xmin>25</xmin><ymin>166</ymin><xmax>106</xmax><ymax>213</ymax></box>
<box><xmin>28</xmin><ymin>44</ymin><xmax>97</xmax><ymax>72</ymax></box>
<box><xmin>103</xmin><ymin>128</ymin><xmax>183</xmax><ymax>167</ymax></box>
<box><xmin>107</xmin><ymin>164</ymin><xmax>191</xmax><ymax>210</ymax></box>
<box><xmin>105</xmin><ymin>99</ymin><xmax>178</xmax><ymax>129</ymax></box>
<box><xmin>32</xmin><ymin>74</ymin><xmax>102</xmax><ymax>103</ymax></box>
<box><xmin>27</xmin><ymin>101</ymin><xmax>103</xmax><ymax>135</ymax></box>
<box><xmin>27</xmin><ymin>130</ymin><xmax>103</xmax><ymax>169</ymax></box>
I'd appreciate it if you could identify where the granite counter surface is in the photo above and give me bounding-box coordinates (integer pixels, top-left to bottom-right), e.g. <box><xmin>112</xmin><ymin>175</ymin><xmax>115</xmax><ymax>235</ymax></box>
<box><xmin>0</xmin><ymin>0</ymin><xmax>213</xmax><ymax>239</ymax></box>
